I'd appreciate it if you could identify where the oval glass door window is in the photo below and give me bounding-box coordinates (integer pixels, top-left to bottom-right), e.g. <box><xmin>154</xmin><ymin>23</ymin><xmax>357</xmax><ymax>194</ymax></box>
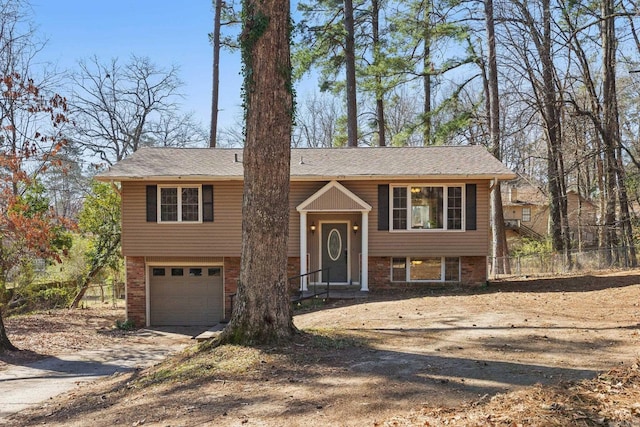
<box><xmin>327</xmin><ymin>229</ymin><xmax>342</xmax><ymax>261</ymax></box>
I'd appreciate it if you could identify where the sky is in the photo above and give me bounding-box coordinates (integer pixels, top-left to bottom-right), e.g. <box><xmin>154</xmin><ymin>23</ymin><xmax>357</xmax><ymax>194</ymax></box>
<box><xmin>30</xmin><ymin>0</ymin><xmax>246</xmax><ymax>139</ymax></box>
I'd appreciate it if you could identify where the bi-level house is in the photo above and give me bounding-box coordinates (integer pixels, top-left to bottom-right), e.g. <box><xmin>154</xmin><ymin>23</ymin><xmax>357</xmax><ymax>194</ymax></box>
<box><xmin>97</xmin><ymin>145</ymin><xmax>516</xmax><ymax>327</ymax></box>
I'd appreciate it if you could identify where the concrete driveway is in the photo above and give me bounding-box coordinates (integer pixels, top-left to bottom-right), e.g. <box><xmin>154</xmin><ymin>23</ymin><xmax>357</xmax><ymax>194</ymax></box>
<box><xmin>0</xmin><ymin>327</ymin><xmax>203</xmax><ymax>424</ymax></box>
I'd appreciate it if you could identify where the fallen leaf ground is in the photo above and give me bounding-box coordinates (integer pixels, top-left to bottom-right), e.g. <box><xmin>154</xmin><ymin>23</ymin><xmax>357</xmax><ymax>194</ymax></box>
<box><xmin>5</xmin><ymin>270</ymin><xmax>640</xmax><ymax>426</ymax></box>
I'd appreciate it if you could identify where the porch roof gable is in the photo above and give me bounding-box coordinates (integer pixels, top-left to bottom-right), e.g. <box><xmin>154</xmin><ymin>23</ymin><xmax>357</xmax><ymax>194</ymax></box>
<box><xmin>297</xmin><ymin>180</ymin><xmax>372</xmax><ymax>212</ymax></box>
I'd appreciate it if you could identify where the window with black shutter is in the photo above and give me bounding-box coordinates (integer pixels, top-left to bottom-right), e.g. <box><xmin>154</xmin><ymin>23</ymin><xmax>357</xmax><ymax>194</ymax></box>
<box><xmin>202</xmin><ymin>185</ymin><xmax>214</xmax><ymax>222</ymax></box>
<box><xmin>145</xmin><ymin>184</ymin><xmax>213</xmax><ymax>223</ymax></box>
<box><xmin>378</xmin><ymin>184</ymin><xmax>389</xmax><ymax>230</ymax></box>
<box><xmin>465</xmin><ymin>184</ymin><xmax>477</xmax><ymax>230</ymax></box>
<box><xmin>146</xmin><ymin>185</ymin><xmax>157</xmax><ymax>222</ymax></box>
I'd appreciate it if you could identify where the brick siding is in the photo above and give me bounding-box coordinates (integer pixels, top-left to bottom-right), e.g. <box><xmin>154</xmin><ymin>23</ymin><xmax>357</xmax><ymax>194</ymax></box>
<box><xmin>460</xmin><ymin>256</ymin><xmax>487</xmax><ymax>285</ymax></box>
<box><xmin>125</xmin><ymin>256</ymin><xmax>146</xmax><ymax>327</ymax></box>
<box><xmin>365</xmin><ymin>255</ymin><xmax>487</xmax><ymax>291</ymax></box>
<box><xmin>287</xmin><ymin>257</ymin><xmax>301</xmax><ymax>293</ymax></box>
<box><xmin>223</xmin><ymin>257</ymin><xmax>240</xmax><ymax>320</ymax></box>
<box><xmin>126</xmin><ymin>254</ymin><xmax>487</xmax><ymax>327</ymax></box>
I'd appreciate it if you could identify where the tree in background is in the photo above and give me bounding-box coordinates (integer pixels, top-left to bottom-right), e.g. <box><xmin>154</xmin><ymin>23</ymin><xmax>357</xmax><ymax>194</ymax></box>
<box><xmin>0</xmin><ymin>76</ymin><xmax>73</xmax><ymax>350</ymax></box>
<box><xmin>483</xmin><ymin>0</ymin><xmax>510</xmax><ymax>275</ymax></box>
<box><xmin>215</xmin><ymin>0</ymin><xmax>295</xmax><ymax>344</ymax></box>
<box><xmin>210</xmin><ymin>0</ymin><xmax>223</xmax><ymax>147</ymax></box>
<box><xmin>0</xmin><ymin>182</ymin><xmax>73</xmax><ymax>350</ymax></box>
<box><xmin>387</xmin><ymin>0</ymin><xmax>474</xmax><ymax>145</ymax></box>
<box><xmin>69</xmin><ymin>181</ymin><xmax>121</xmax><ymax>308</ymax></box>
<box><xmin>295</xmin><ymin>0</ymin><xmax>366</xmax><ymax>146</ymax></box>
<box><xmin>69</xmin><ymin>55</ymin><xmax>204</xmax><ymax>166</ymax></box>
<box><xmin>209</xmin><ymin>0</ymin><xmax>242</xmax><ymax>147</ymax></box>
<box><xmin>293</xmin><ymin>92</ymin><xmax>342</xmax><ymax>147</ymax></box>
<box><xmin>0</xmin><ymin>0</ymin><xmax>73</xmax><ymax>351</ymax></box>
<box><xmin>41</xmin><ymin>143</ymin><xmax>88</xmax><ymax>221</ymax></box>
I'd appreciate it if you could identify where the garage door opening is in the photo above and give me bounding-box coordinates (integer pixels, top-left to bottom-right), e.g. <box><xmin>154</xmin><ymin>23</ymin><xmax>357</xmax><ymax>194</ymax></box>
<box><xmin>149</xmin><ymin>266</ymin><xmax>224</xmax><ymax>326</ymax></box>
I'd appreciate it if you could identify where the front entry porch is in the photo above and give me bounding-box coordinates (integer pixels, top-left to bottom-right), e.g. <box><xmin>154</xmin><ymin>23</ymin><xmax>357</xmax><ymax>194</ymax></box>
<box><xmin>296</xmin><ymin>181</ymin><xmax>372</xmax><ymax>293</ymax></box>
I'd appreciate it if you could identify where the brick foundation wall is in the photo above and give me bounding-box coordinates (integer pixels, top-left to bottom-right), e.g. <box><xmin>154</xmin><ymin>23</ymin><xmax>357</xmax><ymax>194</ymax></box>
<box><xmin>127</xmin><ymin>254</ymin><xmax>487</xmax><ymax>326</ymax></box>
<box><xmin>460</xmin><ymin>256</ymin><xmax>487</xmax><ymax>285</ymax></box>
<box><xmin>287</xmin><ymin>257</ymin><xmax>301</xmax><ymax>293</ymax></box>
<box><xmin>223</xmin><ymin>257</ymin><xmax>240</xmax><ymax>320</ymax></box>
<box><xmin>369</xmin><ymin>257</ymin><xmax>392</xmax><ymax>290</ymax></box>
<box><xmin>125</xmin><ymin>256</ymin><xmax>146</xmax><ymax>327</ymax></box>
<box><xmin>366</xmin><ymin>255</ymin><xmax>487</xmax><ymax>291</ymax></box>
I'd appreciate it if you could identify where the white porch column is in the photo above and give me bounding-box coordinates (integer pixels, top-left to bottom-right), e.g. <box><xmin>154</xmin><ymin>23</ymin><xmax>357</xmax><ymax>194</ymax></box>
<box><xmin>360</xmin><ymin>211</ymin><xmax>369</xmax><ymax>291</ymax></box>
<box><xmin>299</xmin><ymin>211</ymin><xmax>308</xmax><ymax>291</ymax></box>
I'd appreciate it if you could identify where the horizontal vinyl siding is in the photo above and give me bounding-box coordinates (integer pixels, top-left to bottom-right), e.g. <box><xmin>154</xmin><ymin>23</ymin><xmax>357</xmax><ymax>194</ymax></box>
<box><xmin>123</xmin><ymin>178</ymin><xmax>491</xmax><ymax>259</ymax></box>
<box><xmin>305</xmin><ymin>186</ymin><xmax>367</xmax><ymax>211</ymax></box>
<box><xmin>345</xmin><ymin>180</ymin><xmax>490</xmax><ymax>257</ymax></box>
<box><xmin>289</xmin><ymin>179</ymin><xmax>490</xmax><ymax>258</ymax></box>
<box><xmin>121</xmin><ymin>181</ymin><xmax>243</xmax><ymax>257</ymax></box>
<box><xmin>288</xmin><ymin>181</ymin><xmax>327</xmax><ymax>257</ymax></box>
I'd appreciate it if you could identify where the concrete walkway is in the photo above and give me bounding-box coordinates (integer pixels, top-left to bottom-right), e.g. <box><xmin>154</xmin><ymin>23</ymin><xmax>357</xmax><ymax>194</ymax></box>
<box><xmin>0</xmin><ymin>327</ymin><xmax>203</xmax><ymax>424</ymax></box>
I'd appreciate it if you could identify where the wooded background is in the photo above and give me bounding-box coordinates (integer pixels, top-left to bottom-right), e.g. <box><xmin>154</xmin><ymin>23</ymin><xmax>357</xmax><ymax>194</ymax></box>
<box><xmin>3</xmin><ymin>0</ymin><xmax>640</xmax><ymax>301</ymax></box>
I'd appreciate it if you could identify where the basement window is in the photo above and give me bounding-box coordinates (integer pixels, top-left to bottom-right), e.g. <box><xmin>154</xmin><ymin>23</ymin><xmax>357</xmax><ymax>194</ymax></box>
<box><xmin>391</xmin><ymin>257</ymin><xmax>460</xmax><ymax>282</ymax></box>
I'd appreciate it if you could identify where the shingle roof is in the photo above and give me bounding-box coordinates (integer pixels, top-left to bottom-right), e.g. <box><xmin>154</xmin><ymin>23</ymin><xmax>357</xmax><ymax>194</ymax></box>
<box><xmin>502</xmin><ymin>184</ymin><xmax>548</xmax><ymax>206</ymax></box>
<box><xmin>96</xmin><ymin>145</ymin><xmax>516</xmax><ymax>182</ymax></box>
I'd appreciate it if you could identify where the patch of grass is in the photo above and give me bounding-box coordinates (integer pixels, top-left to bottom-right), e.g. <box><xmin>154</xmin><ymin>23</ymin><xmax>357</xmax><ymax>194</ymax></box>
<box><xmin>136</xmin><ymin>329</ymin><xmax>364</xmax><ymax>389</ymax></box>
<box><xmin>115</xmin><ymin>319</ymin><xmax>135</xmax><ymax>330</ymax></box>
<box><xmin>137</xmin><ymin>344</ymin><xmax>273</xmax><ymax>387</ymax></box>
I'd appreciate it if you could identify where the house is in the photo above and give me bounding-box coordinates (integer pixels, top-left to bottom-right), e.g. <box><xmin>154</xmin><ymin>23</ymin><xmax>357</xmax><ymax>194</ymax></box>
<box><xmin>502</xmin><ymin>182</ymin><xmax>598</xmax><ymax>247</ymax></box>
<box><xmin>97</xmin><ymin>145</ymin><xmax>516</xmax><ymax>327</ymax></box>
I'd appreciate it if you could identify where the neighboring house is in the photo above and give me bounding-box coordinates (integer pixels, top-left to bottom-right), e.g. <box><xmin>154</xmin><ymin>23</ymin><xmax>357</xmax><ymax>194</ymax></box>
<box><xmin>97</xmin><ymin>146</ymin><xmax>515</xmax><ymax>327</ymax></box>
<box><xmin>502</xmin><ymin>182</ymin><xmax>598</xmax><ymax>247</ymax></box>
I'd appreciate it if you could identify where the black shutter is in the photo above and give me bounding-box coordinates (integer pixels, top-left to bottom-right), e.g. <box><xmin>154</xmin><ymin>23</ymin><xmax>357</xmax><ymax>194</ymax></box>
<box><xmin>202</xmin><ymin>185</ymin><xmax>214</xmax><ymax>222</ymax></box>
<box><xmin>378</xmin><ymin>184</ymin><xmax>389</xmax><ymax>230</ymax></box>
<box><xmin>465</xmin><ymin>183</ymin><xmax>477</xmax><ymax>230</ymax></box>
<box><xmin>146</xmin><ymin>185</ymin><xmax>157</xmax><ymax>222</ymax></box>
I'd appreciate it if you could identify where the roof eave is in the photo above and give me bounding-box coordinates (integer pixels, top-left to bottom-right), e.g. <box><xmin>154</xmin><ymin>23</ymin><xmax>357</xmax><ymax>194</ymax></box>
<box><xmin>290</xmin><ymin>173</ymin><xmax>518</xmax><ymax>181</ymax></box>
<box><xmin>96</xmin><ymin>173</ymin><xmax>517</xmax><ymax>182</ymax></box>
<box><xmin>94</xmin><ymin>175</ymin><xmax>244</xmax><ymax>182</ymax></box>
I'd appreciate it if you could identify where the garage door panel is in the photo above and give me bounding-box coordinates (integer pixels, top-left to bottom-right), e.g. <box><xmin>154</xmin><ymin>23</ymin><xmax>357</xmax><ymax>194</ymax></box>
<box><xmin>150</xmin><ymin>266</ymin><xmax>223</xmax><ymax>326</ymax></box>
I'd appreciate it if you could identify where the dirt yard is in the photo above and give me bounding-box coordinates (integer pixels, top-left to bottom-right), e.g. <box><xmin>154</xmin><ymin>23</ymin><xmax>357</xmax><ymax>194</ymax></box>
<box><xmin>5</xmin><ymin>271</ymin><xmax>640</xmax><ymax>426</ymax></box>
<box><xmin>0</xmin><ymin>304</ymin><xmax>126</xmax><ymax>369</ymax></box>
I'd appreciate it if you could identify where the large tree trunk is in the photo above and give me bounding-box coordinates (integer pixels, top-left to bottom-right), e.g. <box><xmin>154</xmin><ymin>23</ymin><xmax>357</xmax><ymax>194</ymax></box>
<box><xmin>601</xmin><ymin>0</ymin><xmax>620</xmax><ymax>265</ymax></box>
<box><xmin>216</xmin><ymin>0</ymin><xmax>295</xmax><ymax>345</ymax></box>
<box><xmin>0</xmin><ymin>308</ymin><xmax>17</xmax><ymax>352</ymax></box>
<box><xmin>210</xmin><ymin>0</ymin><xmax>222</xmax><ymax>147</ymax></box>
<box><xmin>485</xmin><ymin>0</ymin><xmax>510</xmax><ymax>275</ymax></box>
<box><xmin>616</xmin><ymin>144</ymin><xmax>637</xmax><ymax>266</ymax></box>
<box><xmin>372</xmin><ymin>0</ymin><xmax>385</xmax><ymax>147</ymax></box>
<box><xmin>423</xmin><ymin>0</ymin><xmax>432</xmax><ymax>145</ymax></box>
<box><xmin>601</xmin><ymin>0</ymin><xmax>636</xmax><ymax>266</ymax></box>
<box><xmin>344</xmin><ymin>0</ymin><xmax>358</xmax><ymax>147</ymax></box>
<box><xmin>542</xmin><ymin>0</ymin><xmax>571</xmax><ymax>266</ymax></box>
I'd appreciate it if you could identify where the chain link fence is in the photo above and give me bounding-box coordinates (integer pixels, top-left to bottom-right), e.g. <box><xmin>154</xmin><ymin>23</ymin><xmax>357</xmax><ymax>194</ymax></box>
<box><xmin>80</xmin><ymin>282</ymin><xmax>125</xmax><ymax>307</ymax></box>
<box><xmin>489</xmin><ymin>246</ymin><xmax>638</xmax><ymax>279</ymax></box>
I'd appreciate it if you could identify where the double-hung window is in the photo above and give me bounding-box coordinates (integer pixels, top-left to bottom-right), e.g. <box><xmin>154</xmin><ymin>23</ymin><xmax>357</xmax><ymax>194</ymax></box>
<box><xmin>159</xmin><ymin>185</ymin><xmax>201</xmax><ymax>223</ymax></box>
<box><xmin>391</xmin><ymin>257</ymin><xmax>460</xmax><ymax>282</ymax></box>
<box><xmin>391</xmin><ymin>185</ymin><xmax>463</xmax><ymax>231</ymax></box>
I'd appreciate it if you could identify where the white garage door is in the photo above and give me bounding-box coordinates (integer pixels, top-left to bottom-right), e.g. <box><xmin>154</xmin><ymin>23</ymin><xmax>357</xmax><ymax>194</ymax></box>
<box><xmin>149</xmin><ymin>266</ymin><xmax>224</xmax><ymax>326</ymax></box>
